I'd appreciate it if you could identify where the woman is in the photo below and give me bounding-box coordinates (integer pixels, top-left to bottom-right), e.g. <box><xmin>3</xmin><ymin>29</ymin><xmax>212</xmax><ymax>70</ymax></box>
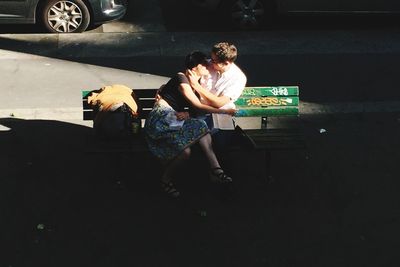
<box><xmin>144</xmin><ymin>51</ymin><xmax>236</xmax><ymax>198</ymax></box>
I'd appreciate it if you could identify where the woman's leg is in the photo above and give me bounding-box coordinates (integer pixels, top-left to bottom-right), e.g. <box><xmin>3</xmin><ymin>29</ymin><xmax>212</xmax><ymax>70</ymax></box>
<box><xmin>161</xmin><ymin>147</ymin><xmax>191</xmax><ymax>183</ymax></box>
<box><xmin>197</xmin><ymin>133</ymin><xmax>220</xmax><ymax>169</ymax></box>
<box><xmin>160</xmin><ymin>147</ymin><xmax>191</xmax><ymax>197</ymax></box>
<box><xmin>198</xmin><ymin>133</ymin><xmax>232</xmax><ymax>183</ymax></box>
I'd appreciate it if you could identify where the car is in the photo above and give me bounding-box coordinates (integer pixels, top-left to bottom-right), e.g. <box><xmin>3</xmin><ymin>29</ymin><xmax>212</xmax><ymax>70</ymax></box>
<box><xmin>190</xmin><ymin>0</ymin><xmax>400</xmax><ymax>30</ymax></box>
<box><xmin>0</xmin><ymin>0</ymin><xmax>127</xmax><ymax>33</ymax></box>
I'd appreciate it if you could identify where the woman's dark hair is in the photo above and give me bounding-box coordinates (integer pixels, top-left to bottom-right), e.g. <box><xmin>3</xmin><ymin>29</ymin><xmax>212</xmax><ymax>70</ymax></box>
<box><xmin>185</xmin><ymin>51</ymin><xmax>208</xmax><ymax>69</ymax></box>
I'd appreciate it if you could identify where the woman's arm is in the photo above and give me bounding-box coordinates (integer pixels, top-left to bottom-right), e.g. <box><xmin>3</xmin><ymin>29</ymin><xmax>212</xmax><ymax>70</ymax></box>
<box><xmin>179</xmin><ymin>83</ymin><xmax>235</xmax><ymax>115</ymax></box>
<box><xmin>187</xmin><ymin>70</ymin><xmax>231</xmax><ymax>108</ymax></box>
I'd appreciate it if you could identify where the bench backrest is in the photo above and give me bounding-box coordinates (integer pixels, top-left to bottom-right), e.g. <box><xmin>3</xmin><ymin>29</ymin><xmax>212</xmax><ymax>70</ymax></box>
<box><xmin>234</xmin><ymin>86</ymin><xmax>299</xmax><ymax>117</ymax></box>
<box><xmin>82</xmin><ymin>86</ymin><xmax>299</xmax><ymax>121</ymax></box>
<box><xmin>82</xmin><ymin>89</ymin><xmax>158</xmax><ymax>121</ymax></box>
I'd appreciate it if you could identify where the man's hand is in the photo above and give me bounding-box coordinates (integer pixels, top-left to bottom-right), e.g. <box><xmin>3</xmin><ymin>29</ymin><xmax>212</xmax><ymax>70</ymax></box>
<box><xmin>155</xmin><ymin>84</ymin><xmax>165</xmax><ymax>101</ymax></box>
<box><xmin>186</xmin><ymin>69</ymin><xmax>200</xmax><ymax>88</ymax></box>
<box><xmin>221</xmin><ymin>108</ymin><xmax>236</xmax><ymax>116</ymax></box>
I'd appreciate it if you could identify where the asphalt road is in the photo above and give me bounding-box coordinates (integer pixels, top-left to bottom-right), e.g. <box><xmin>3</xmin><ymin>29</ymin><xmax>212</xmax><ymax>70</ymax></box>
<box><xmin>1</xmin><ymin>0</ymin><xmax>400</xmax><ymax>33</ymax></box>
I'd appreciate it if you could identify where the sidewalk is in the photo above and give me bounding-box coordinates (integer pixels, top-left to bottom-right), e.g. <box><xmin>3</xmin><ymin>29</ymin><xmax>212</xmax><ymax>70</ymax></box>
<box><xmin>2</xmin><ymin>31</ymin><xmax>400</xmax><ymax>120</ymax></box>
<box><xmin>1</xmin><ymin>112</ymin><xmax>399</xmax><ymax>266</ymax></box>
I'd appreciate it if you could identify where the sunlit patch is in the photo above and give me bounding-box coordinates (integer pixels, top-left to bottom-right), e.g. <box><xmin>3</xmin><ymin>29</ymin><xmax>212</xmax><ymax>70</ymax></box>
<box><xmin>0</xmin><ymin>124</ymin><xmax>11</xmax><ymax>131</ymax></box>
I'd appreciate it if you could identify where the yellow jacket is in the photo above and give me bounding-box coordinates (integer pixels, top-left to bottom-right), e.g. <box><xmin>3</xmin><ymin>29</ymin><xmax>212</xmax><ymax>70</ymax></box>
<box><xmin>88</xmin><ymin>84</ymin><xmax>138</xmax><ymax>115</ymax></box>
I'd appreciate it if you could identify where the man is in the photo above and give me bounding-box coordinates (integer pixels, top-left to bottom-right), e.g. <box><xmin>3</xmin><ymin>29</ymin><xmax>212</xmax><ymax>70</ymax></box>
<box><xmin>188</xmin><ymin>42</ymin><xmax>247</xmax><ymax>168</ymax></box>
<box><xmin>188</xmin><ymin>42</ymin><xmax>247</xmax><ymax>110</ymax></box>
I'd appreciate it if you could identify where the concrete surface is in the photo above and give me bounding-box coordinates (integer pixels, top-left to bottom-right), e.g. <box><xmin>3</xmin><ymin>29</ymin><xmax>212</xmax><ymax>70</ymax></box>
<box><xmin>2</xmin><ymin>30</ymin><xmax>400</xmax><ymax>120</ymax></box>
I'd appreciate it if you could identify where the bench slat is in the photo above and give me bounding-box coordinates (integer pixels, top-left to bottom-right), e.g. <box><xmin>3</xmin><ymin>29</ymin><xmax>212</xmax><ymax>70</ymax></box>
<box><xmin>82</xmin><ymin>87</ymin><xmax>300</xmax><ymax>120</ymax></box>
<box><xmin>83</xmin><ymin>110</ymin><xmax>94</xmax><ymax>121</ymax></box>
<box><xmin>82</xmin><ymin>89</ymin><xmax>158</xmax><ymax>99</ymax></box>
<box><xmin>237</xmin><ymin>127</ymin><xmax>305</xmax><ymax>150</ymax></box>
<box><xmin>133</xmin><ymin>89</ymin><xmax>158</xmax><ymax>99</ymax></box>
<box><xmin>82</xmin><ymin>100</ymin><xmax>92</xmax><ymax>110</ymax></box>
<box><xmin>82</xmin><ymin>89</ymin><xmax>158</xmax><ymax>121</ymax></box>
<box><xmin>235</xmin><ymin>96</ymin><xmax>299</xmax><ymax>107</ymax></box>
<box><xmin>235</xmin><ymin>107</ymin><xmax>299</xmax><ymax>117</ymax></box>
<box><xmin>241</xmin><ymin>86</ymin><xmax>299</xmax><ymax>97</ymax></box>
<box><xmin>138</xmin><ymin>99</ymin><xmax>157</xmax><ymax>109</ymax></box>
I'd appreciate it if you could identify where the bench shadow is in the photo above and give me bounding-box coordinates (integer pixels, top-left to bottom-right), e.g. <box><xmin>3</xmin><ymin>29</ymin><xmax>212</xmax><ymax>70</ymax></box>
<box><xmin>0</xmin><ymin>117</ymin><xmax>328</xmax><ymax>267</ymax></box>
<box><xmin>0</xmin><ymin>118</ymin><xmax>164</xmax><ymax>266</ymax></box>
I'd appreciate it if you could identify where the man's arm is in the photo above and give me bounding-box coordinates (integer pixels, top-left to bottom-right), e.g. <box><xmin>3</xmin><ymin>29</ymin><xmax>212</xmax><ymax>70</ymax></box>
<box><xmin>193</xmin><ymin>83</ymin><xmax>231</xmax><ymax>108</ymax></box>
<box><xmin>187</xmin><ymin>70</ymin><xmax>231</xmax><ymax>108</ymax></box>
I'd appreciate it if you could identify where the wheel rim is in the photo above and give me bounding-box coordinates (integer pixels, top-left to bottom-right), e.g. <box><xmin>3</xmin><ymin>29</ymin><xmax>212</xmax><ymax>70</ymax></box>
<box><xmin>230</xmin><ymin>0</ymin><xmax>265</xmax><ymax>29</ymax></box>
<box><xmin>47</xmin><ymin>1</ymin><xmax>83</xmax><ymax>33</ymax></box>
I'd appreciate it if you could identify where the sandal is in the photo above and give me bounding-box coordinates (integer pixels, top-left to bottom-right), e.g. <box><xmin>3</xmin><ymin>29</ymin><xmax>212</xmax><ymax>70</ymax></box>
<box><xmin>161</xmin><ymin>181</ymin><xmax>180</xmax><ymax>198</ymax></box>
<box><xmin>209</xmin><ymin>167</ymin><xmax>233</xmax><ymax>184</ymax></box>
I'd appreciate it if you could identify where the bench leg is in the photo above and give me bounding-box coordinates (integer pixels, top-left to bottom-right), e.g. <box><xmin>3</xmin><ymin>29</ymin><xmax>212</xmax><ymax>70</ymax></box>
<box><xmin>261</xmin><ymin>116</ymin><xmax>268</xmax><ymax>129</ymax></box>
<box><xmin>264</xmin><ymin>149</ymin><xmax>273</xmax><ymax>184</ymax></box>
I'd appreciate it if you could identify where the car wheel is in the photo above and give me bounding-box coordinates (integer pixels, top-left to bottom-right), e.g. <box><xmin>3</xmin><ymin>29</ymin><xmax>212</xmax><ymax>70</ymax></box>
<box><xmin>41</xmin><ymin>0</ymin><xmax>90</xmax><ymax>33</ymax></box>
<box><xmin>221</xmin><ymin>0</ymin><xmax>273</xmax><ymax>30</ymax></box>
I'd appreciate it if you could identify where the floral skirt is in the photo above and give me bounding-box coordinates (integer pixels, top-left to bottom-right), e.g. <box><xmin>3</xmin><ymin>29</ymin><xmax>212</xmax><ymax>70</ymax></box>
<box><xmin>144</xmin><ymin>102</ymin><xmax>209</xmax><ymax>161</ymax></box>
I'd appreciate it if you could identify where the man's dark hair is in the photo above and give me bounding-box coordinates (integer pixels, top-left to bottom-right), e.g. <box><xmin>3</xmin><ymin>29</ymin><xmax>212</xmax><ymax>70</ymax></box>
<box><xmin>185</xmin><ymin>51</ymin><xmax>208</xmax><ymax>69</ymax></box>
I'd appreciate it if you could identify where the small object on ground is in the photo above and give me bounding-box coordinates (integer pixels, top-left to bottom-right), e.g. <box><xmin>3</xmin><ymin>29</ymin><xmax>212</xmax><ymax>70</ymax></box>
<box><xmin>319</xmin><ymin>128</ymin><xmax>327</xmax><ymax>133</ymax></box>
<box><xmin>197</xmin><ymin>210</ymin><xmax>207</xmax><ymax>217</ymax></box>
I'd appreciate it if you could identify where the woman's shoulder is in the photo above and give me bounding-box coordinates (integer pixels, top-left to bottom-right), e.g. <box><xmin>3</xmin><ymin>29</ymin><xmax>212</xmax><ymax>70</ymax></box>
<box><xmin>176</xmin><ymin>72</ymin><xmax>189</xmax><ymax>83</ymax></box>
<box><xmin>169</xmin><ymin>72</ymin><xmax>185</xmax><ymax>80</ymax></box>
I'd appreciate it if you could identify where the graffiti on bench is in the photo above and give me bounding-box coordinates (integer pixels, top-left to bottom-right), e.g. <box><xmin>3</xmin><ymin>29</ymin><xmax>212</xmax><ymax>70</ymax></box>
<box><xmin>241</xmin><ymin>86</ymin><xmax>299</xmax><ymax>97</ymax></box>
<box><xmin>235</xmin><ymin>96</ymin><xmax>299</xmax><ymax>107</ymax></box>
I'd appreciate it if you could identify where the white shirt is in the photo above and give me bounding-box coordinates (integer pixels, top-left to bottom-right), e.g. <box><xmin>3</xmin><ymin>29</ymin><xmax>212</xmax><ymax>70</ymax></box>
<box><xmin>201</xmin><ymin>63</ymin><xmax>247</xmax><ymax>109</ymax></box>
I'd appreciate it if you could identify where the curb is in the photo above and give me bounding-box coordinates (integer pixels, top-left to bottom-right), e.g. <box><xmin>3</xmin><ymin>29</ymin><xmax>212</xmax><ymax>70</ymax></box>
<box><xmin>2</xmin><ymin>30</ymin><xmax>400</xmax><ymax>58</ymax></box>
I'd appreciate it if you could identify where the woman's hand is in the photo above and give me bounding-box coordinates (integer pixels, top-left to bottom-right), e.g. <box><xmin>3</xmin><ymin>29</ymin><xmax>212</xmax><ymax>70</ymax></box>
<box><xmin>175</xmin><ymin>111</ymin><xmax>190</xmax><ymax>120</ymax></box>
<box><xmin>186</xmin><ymin>69</ymin><xmax>200</xmax><ymax>88</ymax></box>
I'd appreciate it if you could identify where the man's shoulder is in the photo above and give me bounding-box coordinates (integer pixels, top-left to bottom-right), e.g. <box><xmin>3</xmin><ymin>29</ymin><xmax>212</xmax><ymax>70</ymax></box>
<box><xmin>227</xmin><ymin>63</ymin><xmax>246</xmax><ymax>78</ymax></box>
<box><xmin>233</xmin><ymin>63</ymin><xmax>246</xmax><ymax>74</ymax></box>
<box><xmin>223</xmin><ymin>64</ymin><xmax>246</xmax><ymax>84</ymax></box>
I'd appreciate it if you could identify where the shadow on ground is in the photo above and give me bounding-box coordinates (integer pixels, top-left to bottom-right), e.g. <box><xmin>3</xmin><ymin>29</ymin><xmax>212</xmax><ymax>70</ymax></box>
<box><xmin>1</xmin><ymin>114</ymin><xmax>400</xmax><ymax>266</ymax></box>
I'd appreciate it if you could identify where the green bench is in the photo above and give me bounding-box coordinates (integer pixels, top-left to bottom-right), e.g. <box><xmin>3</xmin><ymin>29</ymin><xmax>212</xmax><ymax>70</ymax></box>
<box><xmin>234</xmin><ymin>86</ymin><xmax>299</xmax><ymax>117</ymax></box>
<box><xmin>233</xmin><ymin>86</ymin><xmax>304</xmax><ymax>181</ymax></box>
<box><xmin>82</xmin><ymin>86</ymin><xmax>304</xmax><ymax>179</ymax></box>
<box><xmin>83</xmin><ymin>86</ymin><xmax>300</xmax><ymax>122</ymax></box>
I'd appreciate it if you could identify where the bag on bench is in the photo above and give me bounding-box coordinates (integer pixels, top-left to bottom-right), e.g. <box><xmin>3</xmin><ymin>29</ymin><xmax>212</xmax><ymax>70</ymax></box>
<box><xmin>88</xmin><ymin>84</ymin><xmax>139</xmax><ymax>138</ymax></box>
<box><xmin>94</xmin><ymin>103</ymin><xmax>138</xmax><ymax>138</ymax></box>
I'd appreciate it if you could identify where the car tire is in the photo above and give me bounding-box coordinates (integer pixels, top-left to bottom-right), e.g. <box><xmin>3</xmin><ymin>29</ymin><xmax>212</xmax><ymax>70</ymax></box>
<box><xmin>41</xmin><ymin>0</ymin><xmax>90</xmax><ymax>33</ymax></box>
<box><xmin>220</xmin><ymin>0</ymin><xmax>274</xmax><ymax>30</ymax></box>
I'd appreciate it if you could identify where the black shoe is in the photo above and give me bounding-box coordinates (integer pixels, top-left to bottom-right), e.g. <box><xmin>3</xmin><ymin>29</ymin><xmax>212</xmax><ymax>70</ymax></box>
<box><xmin>209</xmin><ymin>167</ymin><xmax>233</xmax><ymax>184</ymax></box>
<box><xmin>161</xmin><ymin>181</ymin><xmax>180</xmax><ymax>198</ymax></box>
